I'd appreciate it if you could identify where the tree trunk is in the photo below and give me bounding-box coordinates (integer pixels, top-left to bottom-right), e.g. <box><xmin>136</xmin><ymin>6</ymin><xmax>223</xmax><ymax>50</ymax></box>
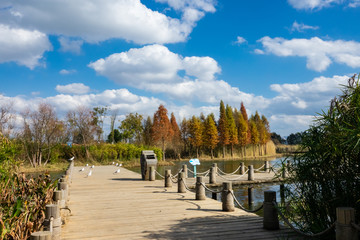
<box><xmin>211</xmin><ymin>148</ymin><xmax>214</xmax><ymax>159</ymax></box>
<box><xmin>231</xmin><ymin>144</ymin><xmax>234</xmax><ymax>158</ymax></box>
<box><xmin>162</xmin><ymin>138</ymin><xmax>165</xmax><ymax>161</ymax></box>
<box><xmin>222</xmin><ymin>145</ymin><xmax>225</xmax><ymax>158</ymax></box>
<box><xmin>196</xmin><ymin>147</ymin><xmax>199</xmax><ymax>159</ymax></box>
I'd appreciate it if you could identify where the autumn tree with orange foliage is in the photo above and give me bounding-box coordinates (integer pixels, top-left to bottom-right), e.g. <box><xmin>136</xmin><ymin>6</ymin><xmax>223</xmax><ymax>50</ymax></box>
<box><xmin>170</xmin><ymin>112</ymin><xmax>181</xmax><ymax>159</ymax></box>
<box><xmin>203</xmin><ymin>114</ymin><xmax>219</xmax><ymax>159</ymax></box>
<box><xmin>189</xmin><ymin>115</ymin><xmax>203</xmax><ymax>158</ymax></box>
<box><xmin>151</xmin><ymin>105</ymin><xmax>173</xmax><ymax>160</ymax></box>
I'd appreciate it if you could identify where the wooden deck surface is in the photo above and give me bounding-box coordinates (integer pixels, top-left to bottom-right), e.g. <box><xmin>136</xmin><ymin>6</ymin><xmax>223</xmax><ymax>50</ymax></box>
<box><xmin>61</xmin><ymin>165</ymin><xmax>298</xmax><ymax>240</ymax></box>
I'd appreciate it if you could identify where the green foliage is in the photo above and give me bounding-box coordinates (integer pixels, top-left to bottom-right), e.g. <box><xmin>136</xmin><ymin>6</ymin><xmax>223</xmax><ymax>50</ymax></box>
<box><xmin>286</xmin><ymin>132</ymin><xmax>303</xmax><ymax>145</ymax></box>
<box><xmin>119</xmin><ymin>113</ymin><xmax>143</xmax><ymax>144</ymax></box>
<box><xmin>107</xmin><ymin>129</ymin><xmax>122</xmax><ymax>143</ymax></box>
<box><xmin>282</xmin><ymin>74</ymin><xmax>360</xmax><ymax>238</ymax></box>
<box><xmin>0</xmin><ymin>172</ymin><xmax>56</xmax><ymax>240</ymax></box>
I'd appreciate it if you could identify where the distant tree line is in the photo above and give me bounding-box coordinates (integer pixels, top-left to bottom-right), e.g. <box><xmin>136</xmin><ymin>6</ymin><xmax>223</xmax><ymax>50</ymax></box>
<box><xmin>0</xmin><ymin>99</ymin><xmax>273</xmax><ymax>166</ymax></box>
<box><xmin>271</xmin><ymin>132</ymin><xmax>303</xmax><ymax>145</ymax></box>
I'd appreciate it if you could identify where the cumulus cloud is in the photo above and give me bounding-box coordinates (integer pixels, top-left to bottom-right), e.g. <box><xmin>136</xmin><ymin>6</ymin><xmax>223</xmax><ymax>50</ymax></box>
<box><xmin>257</xmin><ymin>36</ymin><xmax>360</xmax><ymax>71</ymax></box>
<box><xmin>155</xmin><ymin>0</ymin><xmax>216</xmax><ymax>12</ymax></box>
<box><xmin>0</xmin><ymin>0</ymin><xmax>214</xmax><ymax>44</ymax></box>
<box><xmin>59</xmin><ymin>69</ymin><xmax>76</xmax><ymax>75</ymax></box>
<box><xmin>234</xmin><ymin>36</ymin><xmax>247</xmax><ymax>45</ymax></box>
<box><xmin>290</xmin><ymin>21</ymin><xmax>319</xmax><ymax>32</ymax></box>
<box><xmin>0</xmin><ymin>24</ymin><xmax>52</xmax><ymax>69</ymax></box>
<box><xmin>269</xmin><ymin>114</ymin><xmax>315</xmax><ymax>136</ymax></box>
<box><xmin>349</xmin><ymin>0</ymin><xmax>360</xmax><ymax>7</ymax></box>
<box><xmin>55</xmin><ymin>83</ymin><xmax>90</xmax><ymax>95</ymax></box>
<box><xmin>59</xmin><ymin>36</ymin><xmax>83</xmax><ymax>54</ymax></box>
<box><xmin>287</xmin><ymin>0</ymin><xmax>341</xmax><ymax>10</ymax></box>
<box><xmin>88</xmin><ymin>44</ymin><xmax>220</xmax><ymax>86</ymax></box>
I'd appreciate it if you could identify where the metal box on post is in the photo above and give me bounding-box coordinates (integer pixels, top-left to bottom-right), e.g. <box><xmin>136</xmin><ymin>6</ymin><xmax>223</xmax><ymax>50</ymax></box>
<box><xmin>140</xmin><ymin>150</ymin><xmax>158</xmax><ymax>180</ymax></box>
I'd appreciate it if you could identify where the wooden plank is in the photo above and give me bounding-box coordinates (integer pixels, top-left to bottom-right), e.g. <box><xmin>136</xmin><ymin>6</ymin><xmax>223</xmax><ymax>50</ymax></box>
<box><xmin>61</xmin><ymin>166</ymin><xmax>300</xmax><ymax>240</ymax></box>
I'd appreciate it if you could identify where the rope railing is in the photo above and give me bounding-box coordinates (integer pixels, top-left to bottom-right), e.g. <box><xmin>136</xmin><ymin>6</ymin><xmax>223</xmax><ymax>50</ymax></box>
<box><xmin>253</xmin><ymin>164</ymin><xmax>265</xmax><ymax>172</ymax></box>
<box><xmin>187</xmin><ymin>169</ymin><xmax>210</xmax><ymax>175</ymax></box>
<box><xmin>155</xmin><ymin>170</ymin><xmax>165</xmax><ymax>179</ymax></box>
<box><xmin>217</xmin><ymin>165</ymin><xmax>242</xmax><ymax>176</ymax></box>
<box><xmin>200</xmin><ymin>182</ymin><xmax>223</xmax><ymax>194</ymax></box>
<box><xmin>273</xmin><ymin>201</ymin><xmax>336</xmax><ymax>238</ymax></box>
<box><xmin>170</xmin><ymin>176</ymin><xmax>178</xmax><ymax>183</ymax></box>
<box><xmin>230</xmin><ymin>191</ymin><xmax>263</xmax><ymax>213</ymax></box>
<box><xmin>216</xmin><ymin>169</ymin><xmax>249</xmax><ymax>181</ymax></box>
<box><xmin>181</xmin><ymin>178</ymin><xmax>196</xmax><ymax>193</ymax></box>
<box><xmin>351</xmin><ymin>222</ymin><xmax>360</xmax><ymax>231</ymax></box>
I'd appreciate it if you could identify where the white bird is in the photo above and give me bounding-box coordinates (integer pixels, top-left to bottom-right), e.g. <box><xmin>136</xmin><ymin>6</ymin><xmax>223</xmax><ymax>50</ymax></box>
<box><xmin>113</xmin><ymin>169</ymin><xmax>120</xmax><ymax>174</ymax></box>
<box><xmin>79</xmin><ymin>167</ymin><xmax>85</xmax><ymax>172</ymax></box>
<box><xmin>91</xmin><ymin>165</ymin><xmax>95</xmax><ymax>169</ymax></box>
<box><xmin>112</xmin><ymin>162</ymin><xmax>115</xmax><ymax>165</ymax></box>
<box><xmin>86</xmin><ymin>163</ymin><xmax>89</xmax><ymax>167</ymax></box>
<box><xmin>69</xmin><ymin>156</ymin><xmax>75</xmax><ymax>161</ymax></box>
<box><xmin>85</xmin><ymin>170</ymin><xmax>92</xmax><ymax>177</ymax></box>
<box><xmin>119</xmin><ymin>163</ymin><xmax>122</xmax><ymax>167</ymax></box>
<box><xmin>115</xmin><ymin>163</ymin><xmax>119</xmax><ymax>167</ymax></box>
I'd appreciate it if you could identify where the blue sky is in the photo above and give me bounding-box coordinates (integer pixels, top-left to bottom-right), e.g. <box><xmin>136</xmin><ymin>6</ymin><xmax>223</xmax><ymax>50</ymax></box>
<box><xmin>1</xmin><ymin>0</ymin><xmax>360</xmax><ymax>137</ymax></box>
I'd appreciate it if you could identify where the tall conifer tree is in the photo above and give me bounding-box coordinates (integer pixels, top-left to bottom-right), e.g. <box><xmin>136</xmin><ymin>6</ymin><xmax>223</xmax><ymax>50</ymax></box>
<box><xmin>218</xmin><ymin>100</ymin><xmax>229</xmax><ymax>158</ymax></box>
<box><xmin>226</xmin><ymin>104</ymin><xmax>238</xmax><ymax>157</ymax></box>
<box><xmin>203</xmin><ymin>114</ymin><xmax>219</xmax><ymax>159</ymax></box>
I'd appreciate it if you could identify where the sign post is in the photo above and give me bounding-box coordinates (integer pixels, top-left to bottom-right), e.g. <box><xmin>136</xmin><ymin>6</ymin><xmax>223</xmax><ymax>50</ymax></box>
<box><xmin>189</xmin><ymin>158</ymin><xmax>200</xmax><ymax>178</ymax></box>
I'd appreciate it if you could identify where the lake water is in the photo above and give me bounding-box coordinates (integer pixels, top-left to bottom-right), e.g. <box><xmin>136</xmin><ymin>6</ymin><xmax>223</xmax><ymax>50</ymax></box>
<box><xmin>128</xmin><ymin>157</ymin><xmax>289</xmax><ymax>215</ymax></box>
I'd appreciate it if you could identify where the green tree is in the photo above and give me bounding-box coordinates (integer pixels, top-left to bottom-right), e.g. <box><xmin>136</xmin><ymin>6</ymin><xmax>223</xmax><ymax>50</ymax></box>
<box><xmin>237</xmin><ymin>113</ymin><xmax>248</xmax><ymax>157</ymax></box>
<box><xmin>249</xmin><ymin>119</ymin><xmax>259</xmax><ymax>157</ymax></box>
<box><xmin>218</xmin><ymin>100</ymin><xmax>229</xmax><ymax>158</ymax></box>
<box><xmin>282</xmin><ymin>74</ymin><xmax>360</xmax><ymax>237</ymax></box>
<box><xmin>287</xmin><ymin>132</ymin><xmax>303</xmax><ymax>145</ymax></box>
<box><xmin>107</xmin><ymin>129</ymin><xmax>121</xmax><ymax>143</ymax></box>
<box><xmin>203</xmin><ymin>114</ymin><xmax>219</xmax><ymax>159</ymax></box>
<box><xmin>189</xmin><ymin>115</ymin><xmax>203</xmax><ymax>158</ymax></box>
<box><xmin>119</xmin><ymin>113</ymin><xmax>143</xmax><ymax>144</ymax></box>
<box><xmin>143</xmin><ymin>116</ymin><xmax>152</xmax><ymax>146</ymax></box>
<box><xmin>151</xmin><ymin>105</ymin><xmax>173</xmax><ymax>160</ymax></box>
<box><xmin>240</xmin><ymin>102</ymin><xmax>251</xmax><ymax>144</ymax></box>
<box><xmin>92</xmin><ymin>107</ymin><xmax>108</xmax><ymax>142</ymax></box>
<box><xmin>226</xmin><ymin>105</ymin><xmax>238</xmax><ymax>157</ymax></box>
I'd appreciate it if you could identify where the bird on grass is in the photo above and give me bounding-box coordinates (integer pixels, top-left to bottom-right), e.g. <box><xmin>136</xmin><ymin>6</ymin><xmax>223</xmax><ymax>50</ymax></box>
<box><xmin>79</xmin><ymin>167</ymin><xmax>85</xmax><ymax>172</ymax></box>
<box><xmin>113</xmin><ymin>169</ymin><xmax>120</xmax><ymax>174</ymax></box>
<box><xmin>85</xmin><ymin>170</ymin><xmax>92</xmax><ymax>178</ymax></box>
<box><xmin>68</xmin><ymin>156</ymin><xmax>75</xmax><ymax>161</ymax></box>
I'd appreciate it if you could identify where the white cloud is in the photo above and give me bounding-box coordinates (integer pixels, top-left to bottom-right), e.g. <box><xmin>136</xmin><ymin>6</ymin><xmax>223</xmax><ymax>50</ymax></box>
<box><xmin>59</xmin><ymin>36</ymin><xmax>83</xmax><ymax>54</ymax></box>
<box><xmin>155</xmin><ymin>0</ymin><xmax>216</xmax><ymax>12</ymax></box>
<box><xmin>0</xmin><ymin>24</ymin><xmax>52</xmax><ymax>69</ymax></box>
<box><xmin>290</xmin><ymin>21</ymin><xmax>319</xmax><ymax>32</ymax></box>
<box><xmin>55</xmin><ymin>83</ymin><xmax>91</xmax><ymax>95</ymax></box>
<box><xmin>0</xmin><ymin>0</ymin><xmax>214</xmax><ymax>44</ymax></box>
<box><xmin>258</xmin><ymin>36</ymin><xmax>360</xmax><ymax>71</ymax></box>
<box><xmin>59</xmin><ymin>69</ymin><xmax>76</xmax><ymax>75</ymax></box>
<box><xmin>269</xmin><ymin>114</ymin><xmax>315</xmax><ymax>136</ymax></box>
<box><xmin>287</xmin><ymin>0</ymin><xmax>341</xmax><ymax>10</ymax></box>
<box><xmin>89</xmin><ymin>44</ymin><xmax>220</xmax><ymax>86</ymax></box>
<box><xmin>254</xmin><ymin>49</ymin><xmax>265</xmax><ymax>55</ymax></box>
<box><xmin>234</xmin><ymin>36</ymin><xmax>247</xmax><ymax>45</ymax></box>
<box><xmin>349</xmin><ymin>0</ymin><xmax>360</xmax><ymax>7</ymax></box>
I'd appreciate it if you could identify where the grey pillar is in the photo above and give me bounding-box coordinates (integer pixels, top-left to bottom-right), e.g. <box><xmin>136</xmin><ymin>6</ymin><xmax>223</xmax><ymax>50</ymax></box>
<box><xmin>182</xmin><ymin>164</ymin><xmax>188</xmax><ymax>178</ymax></box>
<box><xmin>240</xmin><ymin>162</ymin><xmax>245</xmax><ymax>175</ymax></box>
<box><xmin>195</xmin><ymin>176</ymin><xmax>206</xmax><ymax>200</ymax></box>
<box><xmin>248</xmin><ymin>187</ymin><xmax>254</xmax><ymax>209</ymax></box>
<box><xmin>44</xmin><ymin>204</ymin><xmax>61</xmax><ymax>240</ymax></box>
<box><xmin>336</xmin><ymin>207</ymin><xmax>358</xmax><ymax>240</ymax></box>
<box><xmin>209</xmin><ymin>166</ymin><xmax>216</xmax><ymax>184</ymax></box>
<box><xmin>178</xmin><ymin>172</ymin><xmax>186</xmax><ymax>193</ymax></box>
<box><xmin>164</xmin><ymin>169</ymin><xmax>172</xmax><ymax>188</ymax></box>
<box><xmin>248</xmin><ymin>165</ymin><xmax>254</xmax><ymax>180</ymax></box>
<box><xmin>263</xmin><ymin>191</ymin><xmax>279</xmax><ymax>230</ymax></box>
<box><xmin>53</xmin><ymin>190</ymin><xmax>65</xmax><ymax>208</ymax></box>
<box><xmin>222</xmin><ymin>182</ymin><xmax>235</xmax><ymax>212</ymax></box>
<box><xmin>30</xmin><ymin>231</ymin><xmax>52</xmax><ymax>240</ymax></box>
<box><xmin>265</xmin><ymin>161</ymin><xmax>270</xmax><ymax>173</ymax></box>
<box><xmin>149</xmin><ymin>166</ymin><xmax>155</xmax><ymax>181</ymax></box>
<box><xmin>58</xmin><ymin>182</ymin><xmax>68</xmax><ymax>202</ymax></box>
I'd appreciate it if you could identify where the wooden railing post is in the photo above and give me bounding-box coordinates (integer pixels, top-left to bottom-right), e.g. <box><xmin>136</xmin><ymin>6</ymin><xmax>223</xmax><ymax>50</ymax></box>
<box><xmin>53</xmin><ymin>190</ymin><xmax>65</xmax><ymax>208</ymax></box>
<box><xmin>44</xmin><ymin>204</ymin><xmax>61</xmax><ymax>240</ymax></box>
<box><xmin>263</xmin><ymin>191</ymin><xmax>279</xmax><ymax>230</ymax></box>
<box><xmin>30</xmin><ymin>231</ymin><xmax>51</xmax><ymax>240</ymax></box>
<box><xmin>149</xmin><ymin>166</ymin><xmax>155</xmax><ymax>181</ymax></box>
<box><xmin>336</xmin><ymin>207</ymin><xmax>358</xmax><ymax>240</ymax></box>
<box><xmin>265</xmin><ymin>161</ymin><xmax>270</xmax><ymax>173</ymax></box>
<box><xmin>240</xmin><ymin>162</ymin><xmax>245</xmax><ymax>175</ymax></box>
<box><xmin>222</xmin><ymin>182</ymin><xmax>234</xmax><ymax>212</ymax></box>
<box><xmin>195</xmin><ymin>176</ymin><xmax>206</xmax><ymax>200</ymax></box>
<box><xmin>164</xmin><ymin>169</ymin><xmax>172</xmax><ymax>188</ymax></box>
<box><xmin>58</xmin><ymin>182</ymin><xmax>68</xmax><ymax>202</ymax></box>
<box><xmin>248</xmin><ymin>165</ymin><xmax>254</xmax><ymax>180</ymax></box>
<box><xmin>182</xmin><ymin>164</ymin><xmax>188</xmax><ymax>178</ymax></box>
<box><xmin>178</xmin><ymin>172</ymin><xmax>186</xmax><ymax>193</ymax></box>
<box><xmin>209</xmin><ymin>166</ymin><xmax>216</xmax><ymax>184</ymax></box>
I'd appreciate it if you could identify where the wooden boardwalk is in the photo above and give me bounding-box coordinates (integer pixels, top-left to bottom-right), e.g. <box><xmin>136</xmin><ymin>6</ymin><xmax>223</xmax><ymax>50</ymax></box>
<box><xmin>61</xmin><ymin>166</ymin><xmax>297</xmax><ymax>240</ymax></box>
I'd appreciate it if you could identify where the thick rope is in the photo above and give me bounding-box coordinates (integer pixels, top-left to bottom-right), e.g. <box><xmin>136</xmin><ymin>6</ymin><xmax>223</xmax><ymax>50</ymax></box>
<box><xmin>200</xmin><ymin>182</ymin><xmax>223</xmax><ymax>194</ymax></box>
<box><xmin>253</xmin><ymin>164</ymin><xmax>265</xmax><ymax>172</ymax></box>
<box><xmin>216</xmin><ymin>169</ymin><xmax>249</xmax><ymax>181</ymax></box>
<box><xmin>230</xmin><ymin>191</ymin><xmax>263</xmax><ymax>213</ymax></box>
<box><xmin>170</xmin><ymin>176</ymin><xmax>178</xmax><ymax>183</ymax></box>
<box><xmin>352</xmin><ymin>222</ymin><xmax>360</xmax><ymax>231</ymax></box>
<box><xmin>181</xmin><ymin>178</ymin><xmax>196</xmax><ymax>193</ymax></box>
<box><xmin>187</xmin><ymin>169</ymin><xmax>210</xmax><ymax>175</ymax></box>
<box><xmin>273</xmin><ymin>201</ymin><xmax>335</xmax><ymax>237</ymax></box>
<box><xmin>155</xmin><ymin>170</ymin><xmax>165</xmax><ymax>179</ymax></box>
<box><xmin>217</xmin><ymin>165</ymin><xmax>242</xmax><ymax>175</ymax></box>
